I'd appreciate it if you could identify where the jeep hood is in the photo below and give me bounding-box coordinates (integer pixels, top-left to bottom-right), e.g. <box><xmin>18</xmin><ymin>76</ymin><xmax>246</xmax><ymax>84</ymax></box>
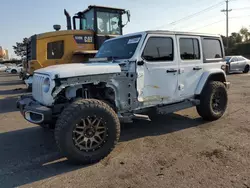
<box><xmin>35</xmin><ymin>63</ymin><xmax>121</xmax><ymax>79</ymax></box>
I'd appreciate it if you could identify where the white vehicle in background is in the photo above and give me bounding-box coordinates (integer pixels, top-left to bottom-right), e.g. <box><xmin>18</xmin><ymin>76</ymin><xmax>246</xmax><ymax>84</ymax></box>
<box><xmin>225</xmin><ymin>55</ymin><xmax>250</xmax><ymax>74</ymax></box>
<box><xmin>17</xmin><ymin>30</ymin><xmax>230</xmax><ymax>165</ymax></box>
<box><xmin>6</xmin><ymin>64</ymin><xmax>23</xmax><ymax>74</ymax></box>
<box><xmin>0</xmin><ymin>64</ymin><xmax>7</xmax><ymax>71</ymax></box>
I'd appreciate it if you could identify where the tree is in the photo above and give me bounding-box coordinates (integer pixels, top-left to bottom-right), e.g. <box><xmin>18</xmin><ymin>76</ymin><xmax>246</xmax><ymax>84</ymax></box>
<box><xmin>231</xmin><ymin>32</ymin><xmax>242</xmax><ymax>43</ymax></box>
<box><xmin>240</xmin><ymin>27</ymin><xmax>249</xmax><ymax>41</ymax></box>
<box><xmin>221</xmin><ymin>34</ymin><xmax>241</xmax><ymax>48</ymax></box>
<box><xmin>13</xmin><ymin>38</ymin><xmax>28</xmax><ymax>59</ymax></box>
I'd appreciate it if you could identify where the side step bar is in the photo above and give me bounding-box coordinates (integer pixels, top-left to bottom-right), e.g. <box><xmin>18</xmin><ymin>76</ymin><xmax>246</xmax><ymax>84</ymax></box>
<box><xmin>118</xmin><ymin>99</ymin><xmax>200</xmax><ymax>123</ymax></box>
<box><xmin>156</xmin><ymin>99</ymin><xmax>200</xmax><ymax>115</ymax></box>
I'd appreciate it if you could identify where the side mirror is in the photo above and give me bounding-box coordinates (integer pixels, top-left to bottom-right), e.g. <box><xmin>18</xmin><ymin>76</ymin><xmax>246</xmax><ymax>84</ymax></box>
<box><xmin>137</xmin><ymin>60</ymin><xmax>144</xmax><ymax>66</ymax></box>
<box><xmin>121</xmin><ymin>10</ymin><xmax>131</xmax><ymax>28</ymax></box>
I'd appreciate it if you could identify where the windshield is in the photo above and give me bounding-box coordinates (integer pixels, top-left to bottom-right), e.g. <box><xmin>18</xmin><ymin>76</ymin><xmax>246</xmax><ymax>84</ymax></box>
<box><xmin>97</xmin><ymin>11</ymin><xmax>121</xmax><ymax>35</ymax></box>
<box><xmin>95</xmin><ymin>35</ymin><xmax>141</xmax><ymax>59</ymax></box>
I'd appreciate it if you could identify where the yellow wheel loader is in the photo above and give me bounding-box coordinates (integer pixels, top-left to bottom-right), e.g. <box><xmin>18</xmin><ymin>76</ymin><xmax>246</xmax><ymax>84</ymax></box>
<box><xmin>21</xmin><ymin>5</ymin><xmax>130</xmax><ymax>88</ymax></box>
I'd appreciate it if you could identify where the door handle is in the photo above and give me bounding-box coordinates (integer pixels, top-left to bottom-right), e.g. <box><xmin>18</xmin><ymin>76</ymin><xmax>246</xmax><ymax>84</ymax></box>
<box><xmin>166</xmin><ymin>69</ymin><xmax>177</xmax><ymax>73</ymax></box>
<box><xmin>193</xmin><ymin>67</ymin><xmax>202</xmax><ymax>70</ymax></box>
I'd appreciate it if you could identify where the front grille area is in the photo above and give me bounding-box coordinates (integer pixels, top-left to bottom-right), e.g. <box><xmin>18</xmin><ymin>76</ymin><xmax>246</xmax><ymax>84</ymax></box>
<box><xmin>32</xmin><ymin>74</ymin><xmax>46</xmax><ymax>104</ymax></box>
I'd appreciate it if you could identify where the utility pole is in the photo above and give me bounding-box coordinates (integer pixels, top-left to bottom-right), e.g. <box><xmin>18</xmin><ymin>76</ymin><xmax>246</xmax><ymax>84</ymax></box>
<box><xmin>221</xmin><ymin>0</ymin><xmax>232</xmax><ymax>49</ymax></box>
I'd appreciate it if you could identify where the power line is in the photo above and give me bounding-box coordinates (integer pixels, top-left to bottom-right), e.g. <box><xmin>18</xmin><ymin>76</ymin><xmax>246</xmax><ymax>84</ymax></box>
<box><xmin>189</xmin><ymin>19</ymin><xmax>225</xmax><ymax>31</ymax></box>
<box><xmin>153</xmin><ymin>1</ymin><xmax>225</xmax><ymax>29</ymax></box>
<box><xmin>233</xmin><ymin>7</ymin><xmax>250</xmax><ymax>10</ymax></box>
<box><xmin>230</xmin><ymin>14</ymin><xmax>250</xmax><ymax>19</ymax></box>
<box><xmin>189</xmin><ymin>15</ymin><xmax>250</xmax><ymax>31</ymax></box>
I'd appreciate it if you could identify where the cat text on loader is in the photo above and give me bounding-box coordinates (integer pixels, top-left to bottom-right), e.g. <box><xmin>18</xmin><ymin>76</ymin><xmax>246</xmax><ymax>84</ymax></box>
<box><xmin>21</xmin><ymin>5</ymin><xmax>130</xmax><ymax>88</ymax></box>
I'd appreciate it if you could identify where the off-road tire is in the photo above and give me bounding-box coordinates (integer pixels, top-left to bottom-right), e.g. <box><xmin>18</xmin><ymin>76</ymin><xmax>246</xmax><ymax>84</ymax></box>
<box><xmin>243</xmin><ymin>65</ymin><xmax>249</xmax><ymax>73</ymax></box>
<box><xmin>11</xmin><ymin>69</ymin><xmax>17</xmax><ymax>74</ymax></box>
<box><xmin>54</xmin><ymin>99</ymin><xmax>120</xmax><ymax>164</ymax></box>
<box><xmin>196</xmin><ymin>81</ymin><xmax>228</xmax><ymax>121</ymax></box>
<box><xmin>226</xmin><ymin>65</ymin><xmax>230</xmax><ymax>74</ymax></box>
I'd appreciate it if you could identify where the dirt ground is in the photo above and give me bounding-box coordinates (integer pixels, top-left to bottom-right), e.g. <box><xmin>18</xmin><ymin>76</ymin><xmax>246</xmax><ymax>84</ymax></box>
<box><xmin>0</xmin><ymin>71</ymin><xmax>250</xmax><ymax>188</ymax></box>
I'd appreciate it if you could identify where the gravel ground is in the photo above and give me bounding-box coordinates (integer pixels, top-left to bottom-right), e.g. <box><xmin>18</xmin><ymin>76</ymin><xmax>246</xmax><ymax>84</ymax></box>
<box><xmin>0</xmin><ymin>72</ymin><xmax>250</xmax><ymax>188</ymax></box>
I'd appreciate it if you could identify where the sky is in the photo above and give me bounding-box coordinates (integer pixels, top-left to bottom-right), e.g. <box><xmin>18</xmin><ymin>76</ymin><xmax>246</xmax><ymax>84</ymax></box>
<box><xmin>1</xmin><ymin>0</ymin><xmax>250</xmax><ymax>58</ymax></box>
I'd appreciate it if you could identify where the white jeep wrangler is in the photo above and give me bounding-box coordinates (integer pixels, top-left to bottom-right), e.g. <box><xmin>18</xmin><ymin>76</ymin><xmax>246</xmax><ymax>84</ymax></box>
<box><xmin>17</xmin><ymin>30</ymin><xmax>230</xmax><ymax>164</ymax></box>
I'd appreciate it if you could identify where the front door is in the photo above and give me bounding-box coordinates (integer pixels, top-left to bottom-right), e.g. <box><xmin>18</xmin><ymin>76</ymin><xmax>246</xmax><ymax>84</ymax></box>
<box><xmin>176</xmin><ymin>36</ymin><xmax>203</xmax><ymax>98</ymax></box>
<box><xmin>230</xmin><ymin>57</ymin><xmax>238</xmax><ymax>71</ymax></box>
<box><xmin>136</xmin><ymin>34</ymin><xmax>179</xmax><ymax>107</ymax></box>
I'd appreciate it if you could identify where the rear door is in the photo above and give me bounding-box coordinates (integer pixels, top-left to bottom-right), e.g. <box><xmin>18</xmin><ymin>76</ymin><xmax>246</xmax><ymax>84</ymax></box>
<box><xmin>176</xmin><ymin>35</ymin><xmax>203</xmax><ymax>98</ymax></box>
<box><xmin>237</xmin><ymin>56</ymin><xmax>247</xmax><ymax>71</ymax></box>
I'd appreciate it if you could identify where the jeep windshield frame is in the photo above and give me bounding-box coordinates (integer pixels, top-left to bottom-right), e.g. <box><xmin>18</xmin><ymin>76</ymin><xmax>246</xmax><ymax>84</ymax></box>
<box><xmin>95</xmin><ymin>35</ymin><xmax>142</xmax><ymax>60</ymax></box>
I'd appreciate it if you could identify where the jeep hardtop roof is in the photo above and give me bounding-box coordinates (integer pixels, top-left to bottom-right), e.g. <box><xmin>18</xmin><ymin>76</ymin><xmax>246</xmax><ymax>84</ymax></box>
<box><xmin>146</xmin><ymin>30</ymin><xmax>221</xmax><ymax>37</ymax></box>
<box><xmin>106</xmin><ymin>30</ymin><xmax>221</xmax><ymax>42</ymax></box>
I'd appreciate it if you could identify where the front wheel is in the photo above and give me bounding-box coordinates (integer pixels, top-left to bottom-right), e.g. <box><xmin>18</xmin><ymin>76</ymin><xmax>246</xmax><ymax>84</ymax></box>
<box><xmin>55</xmin><ymin>99</ymin><xmax>120</xmax><ymax>164</ymax></box>
<box><xmin>196</xmin><ymin>81</ymin><xmax>228</xmax><ymax>121</ymax></box>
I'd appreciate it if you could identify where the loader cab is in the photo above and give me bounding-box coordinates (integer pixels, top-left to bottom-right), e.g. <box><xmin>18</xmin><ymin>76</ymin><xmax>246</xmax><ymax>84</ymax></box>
<box><xmin>22</xmin><ymin>5</ymin><xmax>130</xmax><ymax>82</ymax></box>
<box><xmin>73</xmin><ymin>5</ymin><xmax>130</xmax><ymax>49</ymax></box>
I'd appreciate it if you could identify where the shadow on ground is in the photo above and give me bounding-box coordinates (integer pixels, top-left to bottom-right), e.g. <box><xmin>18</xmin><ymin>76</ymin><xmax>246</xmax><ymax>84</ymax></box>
<box><xmin>120</xmin><ymin>113</ymin><xmax>204</xmax><ymax>142</ymax></box>
<box><xmin>0</xmin><ymin>88</ymin><xmax>28</xmax><ymax>96</ymax></box>
<box><xmin>0</xmin><ymin>96</ymin><xmax>20</xmax><ymax>114</ymax></box>
<box><xmin>0</xmin><ymin>89</ymin><xmax>30</xmax><ymax>113</ymax></box>
<box><xmin>0</xmin><ymin>80</ymin><xmax>25</xmax><ymax>86</ymax></box>
<box><xmin>0</xmin><ymin>113</ymin><xmax>205</xmax><ymax>188</ymax></box>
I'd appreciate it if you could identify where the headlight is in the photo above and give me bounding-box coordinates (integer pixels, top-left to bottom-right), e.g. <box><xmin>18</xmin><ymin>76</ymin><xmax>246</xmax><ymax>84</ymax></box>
<box><xmin>42</xmin><ymin>77</ymin><xmax>50</xmax><ymax>93</ymax></box>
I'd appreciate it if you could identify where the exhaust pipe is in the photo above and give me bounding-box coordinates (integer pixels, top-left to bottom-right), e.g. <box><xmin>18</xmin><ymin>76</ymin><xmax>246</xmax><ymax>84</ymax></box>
<box><xmin>64</xmin><ymin>9</ymin><xmax>72</xmax><ymax>30</ymax></box>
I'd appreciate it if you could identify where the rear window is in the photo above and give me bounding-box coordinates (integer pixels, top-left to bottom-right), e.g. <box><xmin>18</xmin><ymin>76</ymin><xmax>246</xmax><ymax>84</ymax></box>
<box><xmin>237</xmin><ymin>56</ymin><xmax>245</xmax><ymax>61</ymax></box>
<box><xmin>202</xmin><ymin>38</ymin><xmax>223</xmax><ymax>61</ymax></box>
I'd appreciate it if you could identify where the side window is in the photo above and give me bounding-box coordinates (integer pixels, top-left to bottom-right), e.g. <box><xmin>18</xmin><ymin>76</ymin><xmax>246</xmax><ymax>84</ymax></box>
<box><xmin>237</xmin><ymin>57</ymin><xmax>245</xmax><ymax>61</ymax></box>
<box><xmin>202</xmin><ymin>38</ymin><xmax>222</xmax><ymax>61</ymax></box>
<box><xmin>179</xmin><ymin>38</ymin><xmax>200</xmax><ymax>60</ymax></box>
<box><xmin>47</xmin><ymin>41</ymin><xmax>64</xmax><ymax>59</ymax></box>
<box><xmin>231</xmin><ymin>57</ymin><xmax>237</xmax><ymax>62</ymax></box>
<box><xmin>142</xmin><ymin>37</ymin><xmax>173</xmax><ymax>61</ymax></box>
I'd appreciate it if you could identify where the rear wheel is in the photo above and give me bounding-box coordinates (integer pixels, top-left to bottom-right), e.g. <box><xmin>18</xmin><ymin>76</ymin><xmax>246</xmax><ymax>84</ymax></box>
<box><xmin>11</xmin><ymin>69</ymin><xmax>17</xmax><ymax>74</ymax></box>
<box><xmin>243</xmin><ymin>65</ymin><xmax>249</xmax><ymax>73</ymax></box>
<box><xmin>55</xmin><ymin>99</ymin><xmax>120</xmax><ymax>164</ymax></box>
<box><xmin>196</xmin><ymin>81</ymin><xmax>228</xmax><ymax>121</ymax></box>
